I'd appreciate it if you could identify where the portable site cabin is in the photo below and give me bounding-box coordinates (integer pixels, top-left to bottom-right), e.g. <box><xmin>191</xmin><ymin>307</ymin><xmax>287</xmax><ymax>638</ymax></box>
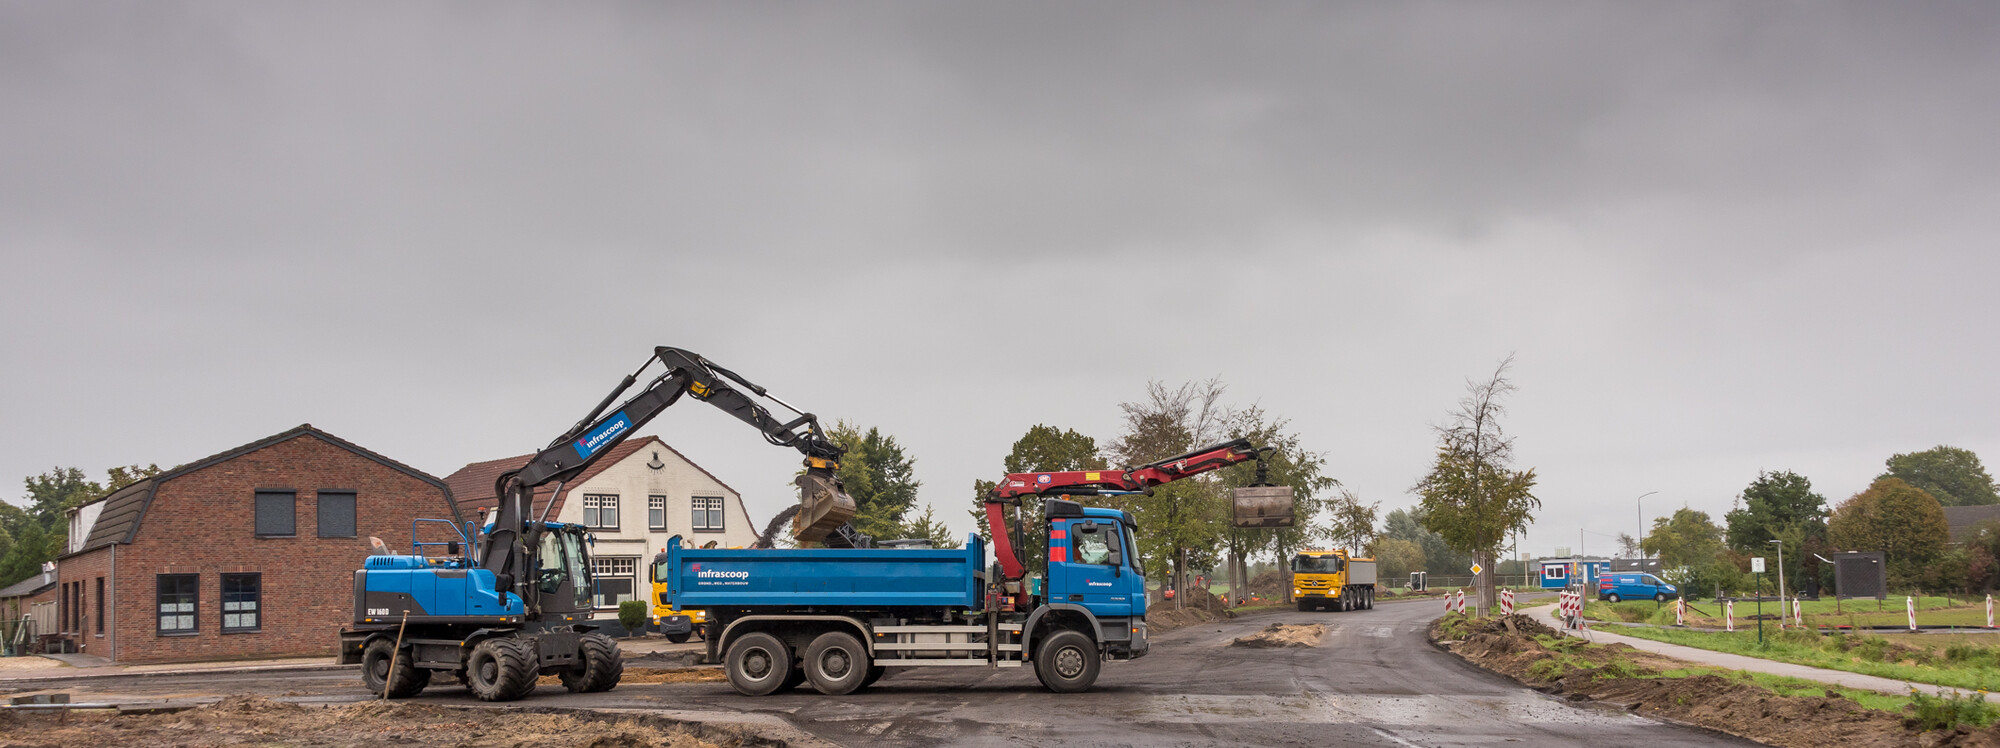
<box><xmin>1538</xmin><ymin>558</ymin><xmax>1611</xmax><ymax>590</ymax></box>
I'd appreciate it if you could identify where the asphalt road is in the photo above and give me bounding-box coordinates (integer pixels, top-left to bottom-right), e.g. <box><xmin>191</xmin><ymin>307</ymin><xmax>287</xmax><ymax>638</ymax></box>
<box><xmin>6</xmin><ymin>597</ymin><xmax>1753</xmax><ymax>747</ymax></box>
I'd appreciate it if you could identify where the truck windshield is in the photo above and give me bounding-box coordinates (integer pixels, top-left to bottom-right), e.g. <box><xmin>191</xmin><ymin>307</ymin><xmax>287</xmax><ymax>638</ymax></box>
<box><xmin>563</xmin><ymin>530</ymin><xmax>592</xmax><ymax>610</ymax></box>
<box><xmin>1292</xmin><ymin>555</ymin><xmax>1343</xmax><ymax>574</ymax></box>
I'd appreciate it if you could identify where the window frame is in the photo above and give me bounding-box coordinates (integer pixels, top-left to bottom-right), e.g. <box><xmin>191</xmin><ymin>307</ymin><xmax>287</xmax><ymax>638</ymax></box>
<box><xmin>317</xmin><ymin>490</ymin><xmax>357</xmax><ymax>539</ymax></box>
<box><xmin>589</xmin><ymin>556</ymin><xmax>639</xmax><ymax>609</ymax></box>
<box><xmin>254</xmin><ymin>489</ymin><xmax>297</xmax><ymax>538</ymax></box>
<box><xmin>691</xmin><ymin>496</ymin><xmax>725</xmax><ymax>533</ymax></box>
<box><xmin>581</xmin><ymin>493</ymin><xmax>620</xmax><ymax>531</ymax></box>
<box><xmin>220</xmin><ymin>572</ymin><xmax>262</xmax><ymax>633</ymax></box>
<box><xmin>94</xmin><ymin>577</ymin><xmax>104</xmax><ymax>635</ymax></box>
<box><xmin>156</xmin><ymin>573</ymin><xmax>199</xmax><ymax>636</ymax></box>
<box><xmin>647</xmin><ymin>495</ymin><xmax>667</xmax><ymax>530</ymax></box>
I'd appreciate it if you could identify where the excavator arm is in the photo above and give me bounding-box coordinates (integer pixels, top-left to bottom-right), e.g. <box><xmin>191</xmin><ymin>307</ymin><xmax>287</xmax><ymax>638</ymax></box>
<box><xmin>983</xmin><ymin>438</ymin><xmax>1269</xmax><ymax>588</ymax></box>
<box><xmin>482</xmin><ymin>347</ymin><xmax>860</xmax><ymax>615</ymax></box>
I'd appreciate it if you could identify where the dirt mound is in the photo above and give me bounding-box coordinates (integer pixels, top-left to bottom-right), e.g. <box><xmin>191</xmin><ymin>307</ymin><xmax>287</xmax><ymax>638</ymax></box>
<box><xmin>1248</xmin><ymin>569</ymin><xmax>1287</xmax><ymax>597</ymax></box>
<box><xmin>1431</xmin><ymin>616</ymin><xmax>1997</xmax><ymax>748</ymax></box>
<box><xmin>208</xmin><ymin>695</ymin><xmax>302</xmax><ymax>714</ymax></box>
<box><xmin>1231</xmin><ymin>623</ymin><xmax>1325</xmax><ymax>648</ymax></box>
<box><xmin>1149</xmin><ymin>606</ymin><xmax>1226</xmax><ymax>632</ymax></box>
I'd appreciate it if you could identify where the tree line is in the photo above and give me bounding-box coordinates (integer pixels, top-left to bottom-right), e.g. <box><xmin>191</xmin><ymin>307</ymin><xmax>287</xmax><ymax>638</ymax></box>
<box><xmin>0</xmin><ymin>465</ymin><xmax>160</xmax><ymax>588</ymax></box>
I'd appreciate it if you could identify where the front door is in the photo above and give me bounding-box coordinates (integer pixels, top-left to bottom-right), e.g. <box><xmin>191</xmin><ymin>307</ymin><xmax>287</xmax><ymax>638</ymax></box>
<box><xmin>1064</xmin><ymin>520</ymin><xmax>1133</xmax><ymax>618</ymax></box>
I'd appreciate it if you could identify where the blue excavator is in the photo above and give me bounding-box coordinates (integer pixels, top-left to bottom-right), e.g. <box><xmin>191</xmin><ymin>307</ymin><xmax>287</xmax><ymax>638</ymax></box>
<box><xmin>337</xmin><ymin>347</ymin><xmax>863</xmax><ymax>700</ymax></box>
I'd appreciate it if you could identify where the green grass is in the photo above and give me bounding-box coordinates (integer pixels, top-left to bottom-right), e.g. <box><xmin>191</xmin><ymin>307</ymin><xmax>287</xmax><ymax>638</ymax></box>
<box><xmin>1607</xmin><ymin>624</ymin><xmax>2000</xmax><ymax>691</ymax></box>
<box><xmin>1579</xmin><ymin>596</ymin><xmax>1994</xmax><ymax>629</ymax></box>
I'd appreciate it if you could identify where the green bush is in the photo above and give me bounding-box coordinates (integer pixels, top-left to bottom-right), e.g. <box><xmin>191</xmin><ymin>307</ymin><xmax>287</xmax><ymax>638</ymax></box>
<box><xmin>618</xmin><ymin>600</ymin><xmax>648</xmax><ymax>634</ymax></box>
<box><xmin>1946</xmin><ymin>644</ymin><xmax>2000</xmax><ymax>669</ymax></box>
<box><xmin>1910</xmin><ymin>690</ymin><xmax>2000</xmax><ymax>730</ymax></box>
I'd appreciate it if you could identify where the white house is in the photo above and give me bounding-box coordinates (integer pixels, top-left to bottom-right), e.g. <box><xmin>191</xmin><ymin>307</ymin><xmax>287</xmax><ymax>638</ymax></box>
<box><xmin>444</xmin><ymin>435</ymin><xmax>758</xmax><ymax>617</ymax></box>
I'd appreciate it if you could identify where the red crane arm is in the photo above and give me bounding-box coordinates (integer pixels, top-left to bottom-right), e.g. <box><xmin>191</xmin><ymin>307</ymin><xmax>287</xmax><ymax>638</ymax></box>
<box><xmin>984</xmin><ymin>438</ymin><xmax>1263</xmax><ymax>584</ymax></box>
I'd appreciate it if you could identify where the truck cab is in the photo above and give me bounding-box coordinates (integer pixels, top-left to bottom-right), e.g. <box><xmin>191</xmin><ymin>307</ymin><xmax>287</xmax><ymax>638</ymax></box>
<box><xmin>1044</xmin><ymin>502</ymin><xmax>1148</xmax><ymax>659</ymax></box>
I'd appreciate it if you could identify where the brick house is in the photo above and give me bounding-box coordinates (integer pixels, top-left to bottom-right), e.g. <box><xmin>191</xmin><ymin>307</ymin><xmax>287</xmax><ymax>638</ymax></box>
<box><xmin>0</xmin><ymin>566</ymin><xmax>57</xmax><ymax>652</ymax></box>
<box><xmin>444</xmin><ymin>435</ymin><xmax>756</xmax><ymax>629</ymax></box>
<box><xmin>56</xmin><ymin>424</ymin><xmax>457</xmax><ymax>663</ymax></box>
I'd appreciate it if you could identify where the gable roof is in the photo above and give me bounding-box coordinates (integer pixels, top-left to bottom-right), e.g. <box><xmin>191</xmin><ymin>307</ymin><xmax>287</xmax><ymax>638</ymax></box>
<box><xmin>1942</xmin><ymin>505</ymin><xmax>2000</xmax><ymax>544</ymax></box>
<box><xmin>443</xmin><ymin>435</ymin><xmax>741</xmax><ymax>520</ymax></box>
<box><xmin>0</xmin><ymin>569</ymin><xmax>57</xmax><ymax>599</ymax></box>
<box><xmin>62</xmin><ymin>424</ymin><xmax>449</xmax><ymax>557</ymax></box>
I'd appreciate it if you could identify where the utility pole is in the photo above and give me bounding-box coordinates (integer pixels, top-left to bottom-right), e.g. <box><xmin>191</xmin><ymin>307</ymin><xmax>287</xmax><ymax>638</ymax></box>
<box><xmin>1769</xmin><ymin>539</ymin><xmax>1786</xmax><ymax>626</ymax></box>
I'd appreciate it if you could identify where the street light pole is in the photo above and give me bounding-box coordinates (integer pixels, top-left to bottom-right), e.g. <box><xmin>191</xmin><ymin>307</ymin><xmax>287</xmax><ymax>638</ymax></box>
<box><xmin>1636</xmin><ymin>491</ymin><xmax>1658</xmax><ymax>556</ymax></box>
<box><xmin>1769</xmin><ymin>539</ymin><xmax>1787</xmax><ymax>624</ymax></box>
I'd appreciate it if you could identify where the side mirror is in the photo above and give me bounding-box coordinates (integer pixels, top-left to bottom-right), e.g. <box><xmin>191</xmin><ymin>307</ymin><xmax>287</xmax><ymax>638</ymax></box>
<box><xmin>447</xmin><ymin>541</ymin><xmax>461</xmax><ymax>556</ymax></box>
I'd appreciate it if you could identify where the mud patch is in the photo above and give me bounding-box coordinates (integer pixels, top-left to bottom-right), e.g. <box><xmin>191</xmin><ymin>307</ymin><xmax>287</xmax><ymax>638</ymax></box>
<box><xmin>0</xmin><ymin>694</ymin><xmax>777</xmax><ymax>748</ymax></box>
<box><xmin>1231</xmin><ymin>623</ymin><xmax>1325</xmax><ymax>648</ymax></box>
<box><xmin>1431</xmin><ymin>614</ymin><xmax>2000</xmax><ymax>748</ymax></box>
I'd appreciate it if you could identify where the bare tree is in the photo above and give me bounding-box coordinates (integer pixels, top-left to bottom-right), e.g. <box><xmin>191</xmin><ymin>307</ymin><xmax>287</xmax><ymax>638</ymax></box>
<box><xmin>1413</xmin><ymin>355</ymin><xmax>1541</xmax><ymax>616</ymax></box>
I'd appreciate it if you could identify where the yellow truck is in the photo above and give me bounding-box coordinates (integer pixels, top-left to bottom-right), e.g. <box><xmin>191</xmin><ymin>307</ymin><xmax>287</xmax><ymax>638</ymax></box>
<box><xmin>649</xmin><ymin>551</ymin><xmax>705</xmax><ymax>643</ymax></box>
<box><xmin>1291</xmin><ymin>549</ymin><xmax>1377</xmax><ymax>612</ymax></box>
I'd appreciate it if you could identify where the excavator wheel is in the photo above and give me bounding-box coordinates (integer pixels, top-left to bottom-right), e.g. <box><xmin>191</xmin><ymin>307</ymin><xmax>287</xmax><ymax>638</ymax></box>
<box><xmin>467</xmin><ymin>637</ymin><xmax>538</xmax><ymax>701</ymax></box>
<box><xmin>361</xmin><ymin>639</ymin><xmax>430</xmax><ymax>698</ymax></box>
<box><xmin>559</xmin><ymin>633</ymin><xmax>624</xmax><ymax>693</ymax></box>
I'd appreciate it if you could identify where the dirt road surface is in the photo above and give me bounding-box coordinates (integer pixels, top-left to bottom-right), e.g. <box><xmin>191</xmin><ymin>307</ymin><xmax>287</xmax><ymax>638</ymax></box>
<box><xmin>2</xmin><ymin>597</ymin><xmax>1753</xmax><ymax>747</ymax></box>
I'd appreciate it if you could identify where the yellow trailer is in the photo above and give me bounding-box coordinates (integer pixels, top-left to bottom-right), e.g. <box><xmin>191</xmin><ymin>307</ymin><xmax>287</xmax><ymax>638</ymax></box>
<box><xmin>1291</xmin><ymin>549</ymin><xmax>1377</xmax><ymax>612</ymax></box>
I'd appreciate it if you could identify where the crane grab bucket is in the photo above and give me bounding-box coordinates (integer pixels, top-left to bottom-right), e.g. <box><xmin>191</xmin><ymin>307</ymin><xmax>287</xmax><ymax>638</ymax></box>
<box><xmin>793</xmin><ymin>472</ymin><xmax>859</xmax><ymax>544</ymax></box>
<box><xmin>1231</xmin><ymin>485</ymin><xmax>1296</xmax><ymax>528</ymax></box>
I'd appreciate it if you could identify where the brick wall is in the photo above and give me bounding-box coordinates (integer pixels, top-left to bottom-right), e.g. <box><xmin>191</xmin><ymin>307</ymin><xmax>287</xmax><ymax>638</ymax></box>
<box><xmin>108</xmin><ymin>435</ymin><xmax>453</xmax><ymax>664</ymax></box>
<box><xmin>56</xmin><ymin>549</ymin><xmax>111</xmax><ymax>656</ymax></box>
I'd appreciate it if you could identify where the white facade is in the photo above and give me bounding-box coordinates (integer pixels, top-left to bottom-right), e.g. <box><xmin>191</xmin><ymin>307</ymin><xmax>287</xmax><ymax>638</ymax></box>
<box><xmin>554</xmin><ymin>438</ymin><xmax>757</xmax><ymax>611</ymax></box>
<box><xmin>66</xmin><ymin>502</ymin><xmax>103</xmax><ymax>555</ymax></box>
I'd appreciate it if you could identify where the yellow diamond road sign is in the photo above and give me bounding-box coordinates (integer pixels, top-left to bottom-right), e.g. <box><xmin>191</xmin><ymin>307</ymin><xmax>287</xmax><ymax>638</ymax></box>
<box><xmin>1470</xmin><ymin>563</ymin><xmax>1484</xmax><ymax>575</ymax></box>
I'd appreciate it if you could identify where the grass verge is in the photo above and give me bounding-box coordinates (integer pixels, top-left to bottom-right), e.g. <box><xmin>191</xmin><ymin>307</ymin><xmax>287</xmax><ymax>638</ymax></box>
<box><xmin>1604</xmin><ymin>624</ymin><xmax>2000</xmax><ymax>691</ymax></box>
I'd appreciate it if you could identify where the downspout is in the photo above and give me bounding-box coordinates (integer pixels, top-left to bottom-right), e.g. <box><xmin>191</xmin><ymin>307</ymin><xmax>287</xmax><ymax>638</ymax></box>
<box><xmin>107</xmin><ymin>544</ymin><xmax>115</xmax><ymax>663</ymax></box>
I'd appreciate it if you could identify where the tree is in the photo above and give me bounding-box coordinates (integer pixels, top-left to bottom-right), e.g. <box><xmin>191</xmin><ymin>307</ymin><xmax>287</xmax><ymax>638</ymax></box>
<box><xmin>0</xmin><ymin>522</ymin><xmax>57</xmax><ymax>589</ymax></box>
<box><xmin>1829</xmin><ymin>477</ymin><xmax>1950</xmax><ymax>587</ymax></box>
<box><xmin>1326</xmin><ymin>489</ymin><xmax>1378</xmax><ymax>555</ymax></box>
<box><xmin>1213</xmin><ymin>405</ymin><xmax>1337</xmax><ymax>602</ymax></box>
<box><xmin>1641</xmin><ymin>507</ymin><xmax>1730</xmax><ymax>595</ymax></box>
<box><xmin>900</xmin><ymin>504</ymin><xmax>962</xmax><ymax>549</ymax></box>
<box><xmin>1881</xmin><ymin>446</ymin><xmax>2000</xmax><ymax>507</ymax></box>
<box><xmin>968</xmin><ymin>425</ymin><xmax>1105</xmax><ymax>542</ymax></box>
<box><xmin>1107</xmin><ymin>378</ymin><xmax>1234</xmax><ymax>607</ymax></box>
<box><xmin>825</xmin><ymin>422</ymin><xmax>921</xmax><ymax>542</ymax></box>
<box><xmin>1413</xmin><ymin>356</ymin><xmax>1540</xmax><ymax>614</ymax></box>
<box><xmin>1381</xmin><ymin>507</ymin><xmax>1470</xmax><ymax>575</ymax></box>
<box><xmin>1725</xmin><ymin>470</ymin><xmax>1828</xmax><ymax>549</ymax></box>
<box><xmin>1371</xmin><ymin>537</ymin><xmax>1425</xmax><ymax>584</ymax></box>
<box><xmin>1616</xmin><ymin>533</ymin><xmax>1642</xmax><ymax>558</ymax></box>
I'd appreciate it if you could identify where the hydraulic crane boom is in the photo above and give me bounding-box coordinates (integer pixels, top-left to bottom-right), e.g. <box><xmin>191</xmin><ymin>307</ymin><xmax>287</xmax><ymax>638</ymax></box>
<box><xmin>982</xmin><ymin>438</ymin><xmax>1270</xmax><ymax>591</ymax></box>
<box><xmin>483</xmin><ymin>347</ymin><xmax>860</xmax><ymax>615</ymax></box>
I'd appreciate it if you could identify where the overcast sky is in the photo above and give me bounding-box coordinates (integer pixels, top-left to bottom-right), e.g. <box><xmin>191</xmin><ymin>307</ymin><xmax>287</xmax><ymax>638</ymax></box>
<box><xmin>5</xmin><ymin>2</ymin><xmax>1997</xmax><ymax>561</ymax></box>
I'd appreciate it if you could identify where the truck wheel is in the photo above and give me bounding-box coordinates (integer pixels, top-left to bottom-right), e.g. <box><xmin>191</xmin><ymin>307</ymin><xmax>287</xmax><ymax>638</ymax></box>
<box><xmin>725</xmin><ymin>632</ymin><xmax>793</xmax><ymax>696</ymax></box>
<box><xmin>467</xmin><ymin>637</ymin><xmax>537</xmax><ymax>702</ymax></box>
<box><xmin>559</xmin><ymin>633</ymin><xmax>623</xmax><ymax>693</ymax></box>
<box><xmin>666</xmin><ymin>632</ymin><xmax>691</xmax><ymax>644</ymax></box>
<box><xmin>803</xmin><ymin>631</ymin><xmax>870</xmax><ymax>695</ymax></box>
<box><xmin>1297</xmin><ymin>600</ymin><xmax>1313</xmax><ymax>612</ymax></box>
<box><xmin>1365</xmin><ymin>589</ymin><xmax>1374</xmax><ymax>609</ymax></box>
<box><xmin>1034</xmin><ymin>630</ymin><xmax>1100</xmax><ymax>694</ymax></box>
<box><xmin>361</xmin><ymin>640</ymin><xmax>430</xmax><ymax>698</ymax></box>
<box><xmin>860</xmin><ymin>665</ymin><xmax>887</xmax><ymax>689</ymax></box>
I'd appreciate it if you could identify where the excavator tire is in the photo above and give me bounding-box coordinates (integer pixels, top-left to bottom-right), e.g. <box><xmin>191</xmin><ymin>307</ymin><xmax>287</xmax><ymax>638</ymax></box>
<box><xmin>560</xmin><ymin>633</ymin><xmax>624</xmax><ymax>693</ymax></box>
<box><xmin>467</xmin><ymin>637</ymin><xmax>538</xmax><ymax>701</ymax></box>
<box><xmin>362</xmin><ymin>639</ymin><xmax>430</xmax><ymax>698</ymax></box>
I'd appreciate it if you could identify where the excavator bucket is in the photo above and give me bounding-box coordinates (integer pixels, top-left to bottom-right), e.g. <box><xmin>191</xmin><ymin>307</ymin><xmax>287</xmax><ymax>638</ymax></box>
<box><xmin>793</xmin><ymin>471</ymin><xmax>858</xmax><ymax>544</ymax></box>
<box><xmin>1231</xmin><ymin>486</ymin><xmax>1296</xmax><ymax>528</ymax></box>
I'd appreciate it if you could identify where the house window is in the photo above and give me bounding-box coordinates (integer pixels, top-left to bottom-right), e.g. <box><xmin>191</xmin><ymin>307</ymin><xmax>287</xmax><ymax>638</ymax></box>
<box><xmin>692</xmin><ymin>496</ymin><xmax>724</xmax><ymax>532</ymax></box>
<box><xmin>222</xmin><ymin>573</ymin><xmax>261</xmax><ymax>632</ymax></box>
<box><xmin>255</xmin><ymin>490</ymin><xmax>296</xmax><ymax>537</ymax></box>
<box><xmin>581</xmin><ymin>494</ymin><xmax>619</xmax><ymax>530</ymax></box>
<box><xmin>648</xmin><ymin>495</ymin><xmax>667</xmax><ymax>530</ymax></box>
<box><xmin>318</xmin><ymin>491</ymin><xmax>357</xmax><ymax>538</ymax></box>
<box><xmin>94</xmin><ymin>578</ymin><xmax>104</xmax><ymax>635</ymax></box>
<box><xmin>59</xmin><ymin>583</ymin><xmax>68</xmax><ymax>633</ymax></box>
<box><xmin>157</xmin><ymin>574</ymin><xmax>198</xmax><ymax>634</ymax></box>
<box><xmin>590</xmin><ymin>557</ymin><xmax>637</xmax><ymax>608</ymax></box>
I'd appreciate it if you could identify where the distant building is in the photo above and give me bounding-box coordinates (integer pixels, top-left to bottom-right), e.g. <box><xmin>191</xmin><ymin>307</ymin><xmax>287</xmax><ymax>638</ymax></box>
<box><xmin>56</xmin><ymin>424</ymin><xmax>456</xmax><ymax>663</ymax></box>
<box><xmin>443</xmin><ymin>435</ymin><xmax>757</xmax><ymax>626</ymax></box>
<box><xmin>1940</xmin><ymin>505</ymin><xmax>2000</xmax><ymax>544</ymax></box>
<box><xmin>1538</xmin><ymin>557</ymin><xmax>1611</xmax><ymax>590</ymax></box>
<box><xmin>0</xmin><ymin>564</ymin><xmax>58</xmax><ymax>653</ymax></box>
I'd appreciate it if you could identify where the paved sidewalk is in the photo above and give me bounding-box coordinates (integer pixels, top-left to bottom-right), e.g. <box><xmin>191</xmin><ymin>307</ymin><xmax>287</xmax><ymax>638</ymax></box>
<box><xmin>1523</xmin><ymin>603</ymin><xmax>1962</xmax><ymax>696</ymax></box>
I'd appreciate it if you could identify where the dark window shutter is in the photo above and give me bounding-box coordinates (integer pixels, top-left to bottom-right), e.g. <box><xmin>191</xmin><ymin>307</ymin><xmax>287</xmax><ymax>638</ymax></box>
<box><xmin>255</xmin><ymin>491</ymin><xmax>296</xmax><ymax>536</ymax></box>
<box><xmin>318</xmin><ymin>491</ymin><xmax>357</xmax><ymax>538</ymax></box>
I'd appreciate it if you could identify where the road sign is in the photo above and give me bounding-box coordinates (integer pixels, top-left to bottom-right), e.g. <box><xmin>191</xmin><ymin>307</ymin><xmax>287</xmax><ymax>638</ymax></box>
<box><xmin>1470</xmin><ymin>563</ymin><xmax>1483</xmax><ymax>575</ymax></box>
<box><xmin>1751</xmin><ymin>557</ymin><xmax>1765</xmax><ymax>573</ymax></box>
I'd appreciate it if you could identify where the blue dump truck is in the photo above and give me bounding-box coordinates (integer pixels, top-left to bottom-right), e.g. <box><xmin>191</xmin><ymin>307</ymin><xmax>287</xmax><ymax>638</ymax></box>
<box><xmin>664</xmin><ymin>498</ymin><xmax>1149</xmax><ymax>695</ymax></box>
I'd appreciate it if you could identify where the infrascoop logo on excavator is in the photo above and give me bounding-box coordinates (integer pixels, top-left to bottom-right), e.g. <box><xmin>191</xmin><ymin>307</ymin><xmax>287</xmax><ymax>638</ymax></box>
<box><xmin>573</xmin><ymin>412</ymin><xmax>633</xmax><ymax>458</ymax></box>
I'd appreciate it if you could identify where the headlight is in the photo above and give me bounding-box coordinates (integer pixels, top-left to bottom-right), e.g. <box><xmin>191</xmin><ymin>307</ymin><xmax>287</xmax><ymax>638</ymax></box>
<box><xmin>1293</xmin><ymin>589</ymin><xmax>1301</xmax><ymax>595</ymax></box>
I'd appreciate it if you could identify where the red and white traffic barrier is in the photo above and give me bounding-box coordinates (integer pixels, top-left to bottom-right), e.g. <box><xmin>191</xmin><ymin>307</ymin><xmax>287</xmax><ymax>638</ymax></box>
<box><xmin>1987</xmin><ymin>594</ymin><xmax>1994</xmax><ymax>629</ymax></box>
<box><xmin>1793</xmin><ymin>598</ymin><xmax>1803</xmax><ymax>628</ymax></box>
<box><xmin>1674</xmin><ymin>597</ymin><xmax>1685</xmax><ymax>626</ymax></box>
<box><xmin>1500</xmin><ymin>589</ymin><xmax>1515</xmax><ymax>616</ymax></box>
<box><xmin>1725</xmin><ymin>600</ymin><xmax>1735</xmax><ymax>632</ymax></box>
<box><xmin>1454</xmin><ymin>590</ymin><xmax>1466</xmax><ymax>614</ymax></box>
<box><xmin>1908</xmin><ymin>596</ymin><xmax>1918</xmax><ymax>631</ymax></box>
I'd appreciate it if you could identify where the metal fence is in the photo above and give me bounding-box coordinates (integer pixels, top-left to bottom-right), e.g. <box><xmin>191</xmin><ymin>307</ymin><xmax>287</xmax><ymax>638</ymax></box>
<box><xmin>1</xmin><ymin>615</ymin><xmax>36</xmax><ymax>657</ymax></box>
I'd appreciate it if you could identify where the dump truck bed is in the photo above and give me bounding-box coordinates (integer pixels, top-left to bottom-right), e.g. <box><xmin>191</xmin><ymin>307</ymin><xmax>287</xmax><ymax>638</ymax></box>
<box><xmin>1348</xmin><ymin>559</ymin><xmax>1378</xmax><ymax>586</ymax></box>
<box><xmin>663</xmin><ymin>535</ymin><xmax>986</xmax><ymax>610</ymax></box>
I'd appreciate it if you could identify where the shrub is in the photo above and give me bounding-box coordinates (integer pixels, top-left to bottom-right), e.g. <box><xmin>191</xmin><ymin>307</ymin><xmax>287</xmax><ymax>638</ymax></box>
<box><xmin>1945</xmin><ymin>644</ymin><xmax>2000</xmax><ymax>669</ymax></box>
<box><xmin>618</xmin><ymin>600</ymin><xmax>649</xmax><ymax>634</ymax></box>
<box><xmin>1910</xmin><ymin>690</ymin><xmax>2000</xmax><ymax>730</ymax></box>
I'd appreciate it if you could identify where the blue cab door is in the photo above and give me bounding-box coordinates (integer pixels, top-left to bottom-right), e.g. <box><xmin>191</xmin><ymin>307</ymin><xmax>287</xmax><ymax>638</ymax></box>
<box><xmin>1051</xmin><ymin>518</ymin><xmax>1134</xmax><ymax>618</ymax></box>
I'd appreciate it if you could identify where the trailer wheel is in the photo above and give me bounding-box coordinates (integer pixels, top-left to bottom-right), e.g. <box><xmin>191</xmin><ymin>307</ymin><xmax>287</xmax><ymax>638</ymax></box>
<box><xmin>803</xmin><ymin>631</ymin><xmax>870</xmax><ymax>695</ymax></box>
<box><xmin>725</xmin><ymin>632</ymin><xmax>793</xmax><ymax>696</ymax></box>
<box><xmin>559</xmin><ymin>633</ymin><xmax>623</xmax><ymax>693</ymax></box>
<box><xmin>361</xmin><ymin>640</ymin><xmax>429</xmax><ymax>698</ymax></box>
<box><xmin>1033</xmin><ymin>630</ymin><xmax>1100</xmax><ymax>694</ymax></box>
<box><xmin>1364</xmin><ymin>589</ymin><xmax>1374</xmax><ymax>609</ymax></box>
<box><xmin>467</xmin><ymin>637</ymin><xmax>537</xmax><ymax>702</ymax></box>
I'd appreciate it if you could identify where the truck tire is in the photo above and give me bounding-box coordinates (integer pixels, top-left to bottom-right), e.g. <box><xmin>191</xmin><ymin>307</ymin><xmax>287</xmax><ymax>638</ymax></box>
<box><xmin>860</xmin><ymin>665</ymin><xmax>887</xmax><ymax>689</ymax></box>
<box><xmin>1297</xmin><ymin>600</ymin><xmax>1313</xmax><ymax>612</ymax></box>
<box><xmin>1364</xmin><ymin>588</ymin><xmax>1374</xmax><ymax>609</ymax></box>
<box><xmin>725</xmin><ymin>632</ymin><xmax>793</xmax><ymax>696</ymax></box>
<box><xmin>559</xmin><ymin>633</ymin><xmax>623</xmax><ymax>693</ymax></box>
<box><xmin>1033</xmin><ymin>630</ymin><xmax>1100</xmax><ymax>694</ymax></box>
<box><xmin>467</xmin><ymin>637</ymin><xmax>537</xmax><ymax>702</ymax></box>
<box><xmin>803</xmin><ymin>631</ymin><xmax>870</xmax><ymax>695</ymax></box>
<box><xmin>666</xmin><ymin>632</ymin><xmax>691</xmax><ymax>644</ymax></box>
<box><xmin>361</xmin><ymin>639</ymin><xmax>429</xmax><ymax>698</ymax></box>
